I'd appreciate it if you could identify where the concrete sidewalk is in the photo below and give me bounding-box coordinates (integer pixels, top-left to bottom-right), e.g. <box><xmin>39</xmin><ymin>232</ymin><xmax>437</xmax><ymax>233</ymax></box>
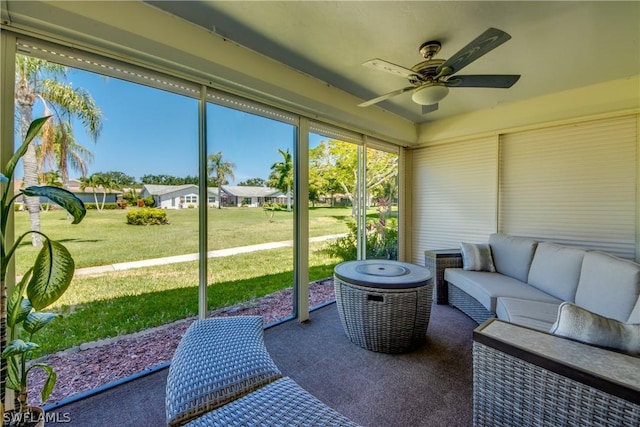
<box><xmin>74</xmin><ymin>233</ymin><xmax>345</xmax><ymax>276</ymax></box>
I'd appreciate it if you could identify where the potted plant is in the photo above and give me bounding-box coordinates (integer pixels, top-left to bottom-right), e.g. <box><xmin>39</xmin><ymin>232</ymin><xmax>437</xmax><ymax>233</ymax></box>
<box><xmin>1</xmin><ymin>117</ymin><xmax>86</xmax><ymax>426</ymax></box>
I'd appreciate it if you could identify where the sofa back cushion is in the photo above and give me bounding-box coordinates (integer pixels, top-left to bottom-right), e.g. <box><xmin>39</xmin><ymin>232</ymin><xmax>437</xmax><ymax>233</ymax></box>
<box><xmin>629</xmin><ymin>297</ymin><xmax>640</xmax><ymax>323</ymax></box>
<box><xmin>575</xmin><ymin>251</ymin><xmax>640</xmax><ymax>322</ymax></box>
<box><xmin>527</xmin><ymin>242</ymin><xmax>586</xmax><ymax>301</ymax></box>
<box><xmin>488</xmin><ymin>233</ymin><xmax>538</xmax><ymax>283</ymax></box>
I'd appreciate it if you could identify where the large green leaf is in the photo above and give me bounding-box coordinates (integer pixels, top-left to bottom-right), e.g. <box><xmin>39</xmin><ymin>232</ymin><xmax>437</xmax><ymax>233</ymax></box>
<box><xmin>30</xmin><ymin>363</ymin><xmax>56</xmax><ymax>403</ymax></box>
<box><xmin>22</xmin><ymin>186</ymin><xmax>86</xmax><ymax>224</ymax></box>
<box><xmin>23</xmin><ymin>312</ymin><xmax>59</xmax><ymax>335</ymax></box>
<box><xmin>4</xmin><ymin>116</ymin><xmax>51</xmax><ymax>181</ymax></box>
<box><xmin>2</xmin><ymin>339</ymin><xmax>39</xmax><ymax>359</ymax></box>
<box><xmin>7</xmin><ymin>269</ymin><xmax>33</xmax><ymax>328</ymax></box>
<box><xmin>5</xmin><ymin>355</ymin><xmax>20</xmax><ymax>391</ymax></box>
<box><xmin>27</xmin><ymin>240</ymin><xmax>75</xmax><ymax>310</ymax></box>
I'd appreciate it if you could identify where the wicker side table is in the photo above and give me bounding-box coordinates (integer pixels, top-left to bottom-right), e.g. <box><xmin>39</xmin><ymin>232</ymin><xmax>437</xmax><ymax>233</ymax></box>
<box><xmin>333</xmin><ymin>260</ymin><xmax>433</xmax><ymax>354</ymax></box>
<box><xmin>424</xmin><ymin>249</ymin><xmax>462</xmax><ymax>304</ymax></box>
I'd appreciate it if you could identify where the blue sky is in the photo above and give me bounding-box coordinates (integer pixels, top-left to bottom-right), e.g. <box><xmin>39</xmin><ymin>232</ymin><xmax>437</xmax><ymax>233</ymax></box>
<box><xmin>23</xmin><ymin>66</ymin><xmax>325</xmax><ymax>184</ymax></box>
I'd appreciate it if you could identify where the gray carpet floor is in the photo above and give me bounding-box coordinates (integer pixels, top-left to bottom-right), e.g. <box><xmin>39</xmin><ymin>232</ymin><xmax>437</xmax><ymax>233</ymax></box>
<box><xmin>45</xmin><ymin>302</ymin><xmax>477</xmax><ymax>426</ymax></box>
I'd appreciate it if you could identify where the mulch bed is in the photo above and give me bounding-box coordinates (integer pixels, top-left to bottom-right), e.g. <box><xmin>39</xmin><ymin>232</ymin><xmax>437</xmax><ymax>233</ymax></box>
<box><xmin>29</xmin><ymin>279</ymin><xmax>336</xmax><ymax>406</ymax></box>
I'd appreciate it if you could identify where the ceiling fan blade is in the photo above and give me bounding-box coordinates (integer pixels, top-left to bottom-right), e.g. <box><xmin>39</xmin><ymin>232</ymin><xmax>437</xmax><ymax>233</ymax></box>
<box><xmin>358</xmin><ymin>86</ymin><xmax>415</xmax><ymax>107</ymax></box>
<box><xmin>422</xmin><ymin>103</ymin><xmax>439</xmax><ymax>114</ymax></box>
<box><xmin>445</xmin><ymin>74</ymin><xmax>521</xmax><ymax>88</ymax></box>
<box><xmin>362</xmin><ymin>58</ymin><xmax>418</xmax><ymax>79</ymax></box>
<box><xmin>436</xmin><ymin>28</ymin><xmax>512</xmax><ymax>76</ymax></box>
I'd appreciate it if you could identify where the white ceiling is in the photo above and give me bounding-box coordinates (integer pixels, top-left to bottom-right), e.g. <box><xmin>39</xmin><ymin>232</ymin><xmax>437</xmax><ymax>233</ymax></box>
<box><xmin>148</xmin><ymin>1</ymin><xmax>639</xmax><ymax>124</ymax></box>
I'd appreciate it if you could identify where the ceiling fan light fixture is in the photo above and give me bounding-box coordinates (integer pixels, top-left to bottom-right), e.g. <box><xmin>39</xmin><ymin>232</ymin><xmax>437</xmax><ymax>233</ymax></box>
<box><xmin>412</xmin><ymin>84</ymin><xmax>449</xmax><ymax>105</ymax></box>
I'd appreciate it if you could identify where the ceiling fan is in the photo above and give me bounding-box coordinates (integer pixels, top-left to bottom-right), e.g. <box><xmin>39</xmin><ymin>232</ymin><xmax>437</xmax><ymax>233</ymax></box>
<box><xmin>358</xmin><ymin>27</ymin><xmax>521</xmax><ymax>114</ymax></box>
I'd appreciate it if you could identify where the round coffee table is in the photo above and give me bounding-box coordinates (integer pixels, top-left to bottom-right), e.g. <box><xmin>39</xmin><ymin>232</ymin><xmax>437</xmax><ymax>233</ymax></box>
<box><xmin>334</xmin><ymin>260</ymin><xmax>433</xmax><ymax>353</ymax></box>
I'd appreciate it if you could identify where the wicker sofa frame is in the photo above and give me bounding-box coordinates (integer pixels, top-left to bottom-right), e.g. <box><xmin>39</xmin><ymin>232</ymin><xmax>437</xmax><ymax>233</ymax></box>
<box><xmin>447</xmin><ymin>282</ymin><xmax>494</xmax><ymax>324</ymax></box>
<box><xmin>166</xmin><ymin>316</ymin><xmax>358</xmax><ymax>426</ymax></box>
<box><xmin>473</xmin><ymin>319</ymin><xmax>640</xmax><ymax>427</ymax></box>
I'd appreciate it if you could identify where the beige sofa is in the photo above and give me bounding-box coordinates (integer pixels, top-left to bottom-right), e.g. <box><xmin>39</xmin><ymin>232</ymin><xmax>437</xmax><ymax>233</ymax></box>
<box><xmin>444</xmin><ymin>233</ymin><xmax>640</xmax><ymax>331</ymax></box>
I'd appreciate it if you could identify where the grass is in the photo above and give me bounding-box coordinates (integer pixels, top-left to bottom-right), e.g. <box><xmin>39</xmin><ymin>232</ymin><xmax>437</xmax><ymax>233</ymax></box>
<box><xmin>9</xmin><ymin>206</ymin><xmax>360</xmax><ymax>356</ymax></box>
<box><xmin>35</xmin><ymin>243</ymin><xmax>339</xmax><ymax>356</ymax></box>
<box><xmin>13</xmin><ymin>206</ymin><xmax>354</xmax><ymax>273</ymax></box>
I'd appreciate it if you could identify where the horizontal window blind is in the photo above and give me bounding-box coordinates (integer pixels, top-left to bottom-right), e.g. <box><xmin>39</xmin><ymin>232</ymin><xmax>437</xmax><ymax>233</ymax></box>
<box><xmin>366</xmin><ymin>136</ymin><xmax>400</xmax><ymax>154</ymax></box>
<box><xmin>411</xmin><ymin>137</ymin><xmax>498</xmax><ymax>265</ymax></box>
<box><xmin>207</xmin><ymin>89</ymin><xmax>298</xmax><ymax>126</ymax></box>
<box><xmin>499</xmin><ymin>115</ymin><xmax>637</xmax><ymax>259</ymax></box>
<box><xmin>17</xmin><ymin>38</ymin><xmax>201</xmax><ymax>99</ymax></box>
<box><xmin>308</xmin><ymin>121</ymin><xmax>363</xmax><ymax>145</ymax></box>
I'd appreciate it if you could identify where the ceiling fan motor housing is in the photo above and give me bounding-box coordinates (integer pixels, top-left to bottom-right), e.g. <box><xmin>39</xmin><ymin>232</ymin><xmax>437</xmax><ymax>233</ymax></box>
<box><xmin>419</xmin><ymin>40</ymin><xmax>442</xmax><ymax>59</ymax></box>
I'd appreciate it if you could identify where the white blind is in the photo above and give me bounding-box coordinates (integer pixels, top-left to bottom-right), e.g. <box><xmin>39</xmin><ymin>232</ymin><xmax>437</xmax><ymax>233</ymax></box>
<box><xmin>366</xmin><ymin>136</ymin><xmax>400</xmax><ymax>154</ymax></box>
<box><xmin>411</xmin><ymin>137</ymin><xmax>498</xmax><ymax>264</ymax></box>
<box><xmin>16</xmin><ymin>38</ymin><xmax>201</xmax><ymax>99</ymax></box>
<box><xmin>207</xmin><ymin>89</ymin><xmax>298</xmax><ymax>126</ymax></box>
<box><xmin>499</xmin><ymin>115</ymin><xmax>637</xmax><ymax>259</ymax></box>
<box><xmin>308</xmin><ymin>121</ymin><xmax>363</xmax><ymax>145</ymax></box>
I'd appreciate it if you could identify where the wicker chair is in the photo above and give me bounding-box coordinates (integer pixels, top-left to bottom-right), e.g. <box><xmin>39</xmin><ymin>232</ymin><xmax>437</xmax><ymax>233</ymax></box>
<box><xmin>473</xmin><ymin>319</ymin><xmax>640</xmax><ymax>427</ymax></box>
<box><xmin>166</xmin><ymin>316</ymin><xmax>358</xmax><ymax>426</ymax></box>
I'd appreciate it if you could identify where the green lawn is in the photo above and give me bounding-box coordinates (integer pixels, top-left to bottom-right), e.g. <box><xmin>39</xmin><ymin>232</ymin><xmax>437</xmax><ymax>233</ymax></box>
<box><xmin>35</xmin><ymin>243</ymin><xmax>340</xmax><ymax>356</ymax></box>
<box><xmin>10</xmin><ymin>206</ymin><xmax>355</xmax><ymax>356</ymax></box>
<box><xmin>13</xmin><ymin>206</ymin><xmax>353</xmax><ymax>273</ymax></box>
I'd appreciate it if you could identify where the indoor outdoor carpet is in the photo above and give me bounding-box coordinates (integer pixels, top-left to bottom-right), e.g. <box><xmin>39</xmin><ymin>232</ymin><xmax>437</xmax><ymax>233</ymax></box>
<box><xmin>45</xmin><ymin>302</ymin><xmax>476</xmax><ymax>426</ymax></box>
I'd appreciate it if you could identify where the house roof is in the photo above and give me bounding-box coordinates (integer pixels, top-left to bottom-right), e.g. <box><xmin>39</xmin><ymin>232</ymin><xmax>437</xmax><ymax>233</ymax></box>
<box><xmin>142</xmin><ymin>184</ymin><xmax>198</xmax><ymax>196</ymax></box>
<box><xmin>13</xmin><ymin>179</ymin><xmax>122</xmax><ymax>194</ymax></box>
<box><xmin>221</xmin><ymin>185</ymin><xmax>282</xmax><ymax>198</ymax></box>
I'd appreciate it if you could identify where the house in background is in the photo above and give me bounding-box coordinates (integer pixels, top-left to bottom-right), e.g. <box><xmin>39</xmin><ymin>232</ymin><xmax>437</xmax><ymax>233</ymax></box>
<box><xmin>12</xmin><ymin>178</ymin><xmax>122</xmax><ymax>208</ymax></box>
<box><xmin>140</xmin><ymin>184</ymin><xmax>288</xmax><ymax>208</ymax></box>
<box><xmin>67</xmin><ymin>179</ymin><xmax>122</xmax><ymax>205</ymax></box>
<box><xmin>140</xmin><ymin>184</ymin><xmax>205</xmax><ymax>209</ymax></box>
<box><xmin>220</xmin><ymin>185</ymin><xmax>287</xmax><ymax>207</ymax></box>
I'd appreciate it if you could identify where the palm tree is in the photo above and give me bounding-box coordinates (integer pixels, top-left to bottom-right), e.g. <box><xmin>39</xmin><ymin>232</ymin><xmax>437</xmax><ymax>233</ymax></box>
<box><xmin>15</xmin><ymin>55</ymin><xmax>102</xmax><ymax>246</ymax></box>
<box><xmin>80</xmin><ymin>173</ymin><xmax>117</xmax><ymax>211</ymax></box>
<box><xmin>39</xmin><ymin>120</ymin><xmax>94</xmax><ymax>187</ymax></box>
<box><xmin>207</xmin><ymin>152</ymin><xmax>236</xmax><ymax>209</ymax></box>
<box><xmin>269</xmin><ymin>148</ymin><xmax>293</xmax><ymax>212</ymax></box>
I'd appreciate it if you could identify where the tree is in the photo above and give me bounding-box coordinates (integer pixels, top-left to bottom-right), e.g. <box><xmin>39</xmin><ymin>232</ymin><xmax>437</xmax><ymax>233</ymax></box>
<box><xmin>238</xmin><ymin>177</ymin><xmax>266</xmax><ymax>187</ymax></box>
<box><xmin>15</xmin><ymin>55</ymin><xmax>102</xmax><ymax>246</ymax></box>
<box><xmin>140</xmin><ymin>174</ymin><xmax>198</xmax><ymax>186</ymax></box>
<box><xmin>79</xmin><ymin>172</ymin><xmax>120</xmax><ymax>211</ymax></box>
<box><xmin>309</xmin><ymin>140</ymin><xmax>398</xmax><ymax>215</ymax></box>
<box><xmin>38</xmin><ymin>120</ymin><xmax>94</xmax><ymax>188</ymax></box>
<box><xmin>268</xmin><ymin>148</ymin><xmax>293</xmax><ymax>212</ymax></box>
<box><xmin>95</xmin><ymin>171</ymin><xmax>137</xmax><ymax>188</ymax></box>
<box><xmin>207</xmin><ymin>152</ymin><xmax>236</xmax><ymax>209</ymax></box>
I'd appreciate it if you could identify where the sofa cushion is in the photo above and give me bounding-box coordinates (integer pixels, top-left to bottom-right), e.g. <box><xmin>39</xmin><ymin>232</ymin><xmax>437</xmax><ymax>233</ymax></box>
<box><xmin>184</xmin><ymin>377</ymin><xmax>360</xmax><ymax>427</ymax></box>
<box><xmin>496</xmin><ymin>297</ymin><xmax>561</xmax><ymax>332</ymax></box>
<box><xmin>460</xmin><ymin>242</ymin><xmax>496</xmax><ymax>272</ymax></box>
<box><xmin>630</xmin><ymin>297</ymin><xmax>640</xmax><ymax>323</ymax></box>
<box><xmin>575</xmin><ymin>251</ymin><xmax>640</xmax><ymax>322</ymax></box>
<box><xmin>550</xmin><ymin>302</ymin><xmax>640</xmax><ymax>357</ymax></box>
<box><xmin>445</xmin><ymin>269</ymin><xmax>561</xmax><ymax>313</ymax></box>
<box><xmin>166</xmin><ymin>316</ymin><xmax>283</xmax><ymax>427</ymax></box>
<box><xmin>488</xmin><ymin>233</ymin><xmax>538</xmax><ymax>282</ymax></box>
<box><xmin>527</xmin><ymin>242</ymin><xmax>586</xmax><ymax>302</ymax></box>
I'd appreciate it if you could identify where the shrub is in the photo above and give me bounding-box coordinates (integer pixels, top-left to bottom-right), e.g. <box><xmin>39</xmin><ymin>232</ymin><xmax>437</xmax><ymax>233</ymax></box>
<box><xmin>143</xmin><ymin>196</ymin><xmax>155</xmax><ymax>207</ymax></box>
<box><xmin>126</xmin><ymin>208</ymin><xmax>169</xmax><ymax>225</ymax></box>
<box><xmin>324</xmin><ymin>217</ymin><xmax>398</xmax><ymax>261</ymax></box>
<box><xmin>84</xmin><ymin>203</ymin><xmax>120</xmax><ymax>210</ymax></box>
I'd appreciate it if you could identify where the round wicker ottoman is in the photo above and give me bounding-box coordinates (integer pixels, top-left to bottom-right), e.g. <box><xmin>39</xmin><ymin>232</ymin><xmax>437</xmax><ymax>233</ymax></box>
<box><xmin>334</xmin><ymin>260</ymin><xmax>433</xmax><ymax>354</ymax></box>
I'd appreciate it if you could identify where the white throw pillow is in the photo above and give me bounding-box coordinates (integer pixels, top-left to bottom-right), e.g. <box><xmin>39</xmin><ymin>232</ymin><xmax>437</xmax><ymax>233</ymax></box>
<box><xmin>550</xmin><ymin>302</ymin><xmax>640</xmax><ymax>357</ymax></box>
<box><xmin>460</xmin><ymin>242</ymin><xmax>496</xmax><ymax>272</ymax></box>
